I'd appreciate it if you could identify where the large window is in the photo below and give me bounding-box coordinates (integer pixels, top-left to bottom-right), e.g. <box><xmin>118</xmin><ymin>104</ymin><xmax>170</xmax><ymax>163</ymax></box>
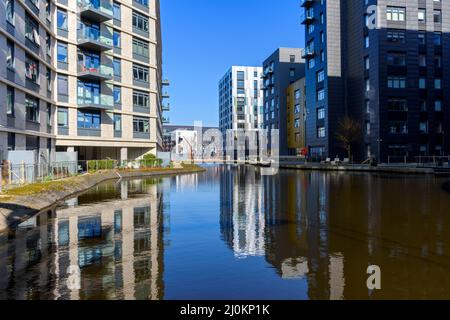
<box><xmin>113</xmin><ymin>59</ymin><xmax>121</xmax><ymax>77</ymax></box>
<box><xmin>58</xmin><ymin>74</ymin><xmax>68</xmax><ymax>96</ymax></box>
<box><xmin>133</xmin><ymin>90</ymin><xmax>150</xmax><ymax>109</ymax></box>
<box><xmin>25</xmin><ymin>55</ymin><xmax>39</xmax><ymax>83</ymax></box>
<box><xmin>132</xmin><ymin>38</ymin><xmax>149</xmax><ymax>57</ymax></box>
<box><xmin>388</xmin><ymin>99</ymin><xmax>408</xmax><ymax>111</ymax></box>
<box><xmin>25</xmin><ymin>14</ymin><xmax>40</xmax><ymax>46</ymax></box>
<box><xmin>387</xmin><ymin>52</ymin><xmax>406</xmax><ymax>66</ymax></box>
<box><xmin>135</xmin><ymin>0</ymin><xmax>148</xmax><ymax>6</ymax></box>
<box><xmin>387</xmin><ymin>76</ymin><xmax>406</xmax><ymax>88</ymax></box>
<box><xmin>113</xmin><ymin>86</ymin><xmax>121</xmax><ymax>104</ymax></box>
<box><xmin>26</xmin><ymin>95</ymin><xmax>40</xmax><ymax>122</ymax></box>
<box><xmin>113</xmin><ymin>114</ymin><xmax>122</xmax><ymax>132</ymax></box>
<box><xmin>387</xmin><ymin>7</ymin><xmax>405</xmax><ymax>22</ymax></box>
<box><xmin>113</xmin><ymin>2</ymin><xmax>121</xmax><ymax>20</ymax></box>
<box><xmin>387</xmin><ymin>30</ymin><xmax>406</xmax><ymax>43</ymax></box>
<box><xmin>57</xmin><ymin>107</ymin><xmax>68</xmax><ymax>127</ymax></box>
<box><xmin>132</xmin><ymin>12</ymin><xmax>149</xmax><ymax>32</ymax></box>
<box><xmin>78</xmin><ymin>80</ymin><xmax>100</xmax><ymax>104</ymax></box>
<box><xmin>77</xmin><ymin>110</ymin><xmax>101</xmax><ymax>129</ymax></box>
<box><xmin>57</xmin><ymin>8</ymin><xmax>68</xmax><ymax>30</ymax></box>
<box><xmin>133</xmin><ymin>64</ymin><xmax>149</xmax><ymax>82</ymax></box>
<box><xmin>113</xmin><ymin>30</ymin><xmax>121</xmax><ymax>47</ymax></box>
<box><xmin>6</xmin><ymin>0</ymin><xmax>14</xmax><ymax>24</ymax></box>
<box><xmin>6</xmin><ymin>40</ymin><xmax>14</xmax><ymax>69</ymax></box>
<box><xmin>7</xmin><ymin>86</ymin><xmax>14</xmax><ymax>116</ymax></box>
<box><xmin>57</xmin><ymin>42</ymin><xmax>68</xmax><ymax>63</ymax></box>
<box><xmin>133</xmin><ymin>117</ymin><xmax>150</xmax><ymax>133</ymax></box>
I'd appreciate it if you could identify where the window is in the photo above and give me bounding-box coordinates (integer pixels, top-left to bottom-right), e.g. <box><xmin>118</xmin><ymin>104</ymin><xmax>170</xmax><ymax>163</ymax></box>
<box><xmin>387</xmin><ymin>7</ymin><xmax>405</xmax><ymax>21</ymax></box>
<box><xmin>133</xmin><ymin>117</ymin><xmax>150</xmax><ymax>133</ymax></box>
<box><xmin>77</xmin><ymin>110</ymin><xmax>101</xmax><ymax>129</ymax></box>
<box><xmin>46</xmin><ymin>32</ymin><xmax>51</xmax><ymax>56</ymax></box>
<box><xmin>317</xmin><ymin>107</ymin><xmax>325</xmax><ymax>120</ymax></box>
<box><xmin>26</xmin><ymin>95</ymin><xmax>40</xmax><ymax>122</ymax></box>
<box><xmin>57</xmin><ymin>9</ymin><xmax>68</xmax><ymax>30</ymax></box>
<box><xmin>113</xmin><ymin>58</ymin><xmax>121</xmax><ymax>77</ymax></box>
<box><xmin>317</xmin><ymin>89</ymin><xmax>325</xmax><ymax>101</ymax></box>
<box><xmin>389</xmin><ymin>122</ymin><xmax>408</xmax><ymax>134</ymax></box>
<box><xmin>387</xmin><ymin>30</ymin><xmax>406</xmax><ymax>43</ymax></box>
<box><xmin>57</xmin><ymin>42</ymin><xmax>68</xmax><ymax>63</ymax></box>
<box><xmin>133</xmin><ymin>38</ymin><xmax>149</xmax><ymax>57</ymax></box>
<box><xmin>132</xmin><ymin>12</ymin><xmax>149</xmax><ymax>32</ymax></box>
<box><xmin>418</xmin><ymin>9</ymin><xmax>426</xmax><ymax>22</ymax></box>
<box><xmin>289</xmin><ymin>68</ymin><xmax>295</xmax><ymax>77</ymax></box>
<box><xmin>7</xmin><ymin>86</ymin><xmax>14</xmax><ymax>116</ymax></box>
<box><xmin>7</xmin><ymin>133</ymin><xmax>15</xmax><ymax>151</ymax></box>
<box><xmin>434</xmin><ymin>32</ymin><xmax>442</xmax><ymax>46</ymax></box>
<box><xmin>435</xmin><ymin>79</ymin><xmax>442</xmax><ymax>89</ymax></box>
<box><xmin>113</xmin><ymin>114</ymin><xmax>122</xmax><ymax>132</ymax></box>
<box><xmin>419</xmin><ymin>78</ymin><xmax>426</xmax><ymax>89</ymax></box>
<box><xmin>317</xmin><ymin>126</ymin><xmax>326</xmax><ymax>138</ymax></box>
<box><xmin>113</xmin><ymin>30</ymin><xmax>121</xmax><ymax>47</ymax></box>
<box><xmin>317</xmin><ymin>70</ymin><xmax>325</xmax><ymax>83</ymax></box>
<box><xmin>77</xmin><ymin>80</ymin><xmax>100</xmax><ymax>104</ymax></box>
<box><xmin>434</xmin><ymin>10</ymin><xmax>442</xmax><ymax>23</ymax></box>
<box><xmin>133</xmin><ymin>64</ymin><xmax>149</xmax><ymax>82</ymax></box>
<box><xmin>435</xmin><ymin>100</ymin><xmax>442</xmax><ymax>112</ymax></box>
<box><xmin>57</xmin><ymin>107</ymin><xmax>68</xmax><ymax>127</ymax></box>
<box><xmin>388</xmin><ymin>99</ymin><xmax>408</xmax><ymax>111</ymax></box>
<box><xmin>6</xmin><ymin>40</ymin><xmax>14</xmax><ymax>69</ymax></box>
<box><xmin>57</xmin><ymin>74</ymin><xmax>68</xmax><ymax>96</ymax></box>
<box><xmin>435</xmin><ymin>55</ymin><xmax>442</xmax><ymax>68</ymax></box>
<box><xmin>387</xmin><ymin>76</ymin><xmax>406</xmax><ymax>88</ymax></box>
<box><xmin>290</xmin><ymin>55</ymin><xmax>296</xmax><ymax>63</ymax></box>
<box><xmin>364</xmin><ymin>56</ymin><xmax>370</xmax><ymax>70</ymax></box>
<box><xmin>418</xmin><ymin>32</ymin><xmax>426</xmax><ymax>45</ymax></box>
<box><xmin>364</xmin><ymin>35</ymin><xmax>370</xmax><ymax>48</ymax></box>
<box><xmin>113</xmin><ymin>2</ymin><xmax>121</xmax><ymax>20</ymax></box>
<box><xmin>47</xmin><ymin>103</ymin><xmax>52</xmax><ymax>125</ymax></box>
<box><xmin>387</xmin><ymin>52</ymin><xmax>406</xmax><ymax>66</ymax></box>
<box><xmin>6</xmin><ymin>0</ymin><xmax>14</xmax><ymax>25</ymax></box>
<box><xmin>25</xmin><ymin>14</ymin><xmax>40</xmax><ymax>46</ymax></box>
<box><xmin>25</xmin><ymin>55</ymin><xmax>39</xmax><ymax>83</ymax></box>
<box><xmin>113</xmin><ymin>86</ymin><xmax>121</xmax><ymax>104</ymax></box>
<box><xmin>46</xmin><ymin>67</ymin><xmax>52</xmax><ymax>90</ymax></box>
<box><xmin>135</xmin><ymin>0</ymin><xmax>149</xmax><ymax>6</ymax></box>
<box><xmin>133</xmin><ymin>90</ymin><xmax>149</xmax><ymax>109</ymax></box>
<box><xmin>419</xmin><ymin>55</ymin><xmax>427</xmax><ymax>67</ymax></box>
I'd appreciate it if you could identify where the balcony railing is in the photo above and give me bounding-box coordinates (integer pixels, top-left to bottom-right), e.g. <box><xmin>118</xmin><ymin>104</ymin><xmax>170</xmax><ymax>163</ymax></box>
<box><xmin>301</xmin><ymin>47</ymin><xmax>315</xmax><ymax>58</ymax></box>
<box><xmin>78</xmin><ymin>0</ymin><xmax>113</xmax><ymax>23</ymax></box>
<box><xmin>300</xmin><ymin>0</ymin><xmax>315</xmax><ymax>8</ymax></box>
<box><xmin>162</xmin><ymin>103</ymin><xmax>170</xmax><ymax>111</ymax></box>
<box><xmin>162</xmin><ymin>79</ymin><xmax>170</xmax><ymax>86</ymax></box>
<box><xmin>77</xmin><ymin>64</ymin><xmax>113</xmax><ymax>81</ymax></box>
<box><xmin>162</xmin><ymin>92</ymin><xmax>170</xmax><ymax>99</ymax></box>
<box><xmin>77</xmin><ymin>26</ymin><xmax>113</xmax><ymax>51</ymax></box>
<box><xmin>162</xmin><ymin>117</ymin><xmax>170</xmax><ymax>124</ymax></box>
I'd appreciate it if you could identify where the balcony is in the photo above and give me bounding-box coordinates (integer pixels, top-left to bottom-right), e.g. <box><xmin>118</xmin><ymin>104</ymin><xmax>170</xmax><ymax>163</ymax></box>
<box><xmin>77</xmin><ymin>26</ymin><xmax>113</xmax><ymax>52</ymax></box>
<box><xmin>162</xmin><ymin>92</ymin><xmax>170</xmax><ymax>99</ymax></box>
<box><xmin>301</xmin><ymin>47</ymin><xmax>315</xmax><ymax>58</ymax></box>
<box><xmin>162</xmin><ymin>117</ymin><xmax>170</xmax><ymax>124</ymax></box>
<box><xmin>162</xmin><ymin>79</ymin><xmax>170</xmax><ymax>86</ymax></box>
<box><xmin>301</xmin><ymin>12</ymin><xmax>315</xmax><ymax>25</ymax></box>
<box><xmin>162</xmin><ymin>103</ymin><xmax>170</xmax><ymax>111</ymax></box>
<box><xmin>300</xmin><ymin>0</ymin><xmax>315</xmax><ymax>8</ymax></box>
<box><xmin>78</xmin><ymin>94</ymin><xmax>113</xmax><ymax>111</ymax></box>
<box><xmin>78</xmin><ymin>0</ymin><xmax>113</xmax><ymax>23</ymax></box>
<box><xmin>78</xmin><ymin>64</ymin><xmax>113</xmax><ymax>81</ymax></box>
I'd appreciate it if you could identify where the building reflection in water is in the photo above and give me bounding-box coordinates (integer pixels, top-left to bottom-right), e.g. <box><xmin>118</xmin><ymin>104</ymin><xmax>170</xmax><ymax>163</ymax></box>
<box><xmin>0</xmin><ymin>178</ymin><xmax>165</xmax><ymax>300</ymax></box>
<box><xmin>220</xmin><ymin>166</ymin><xmax>265</xmax><ymax>258</ymax></box>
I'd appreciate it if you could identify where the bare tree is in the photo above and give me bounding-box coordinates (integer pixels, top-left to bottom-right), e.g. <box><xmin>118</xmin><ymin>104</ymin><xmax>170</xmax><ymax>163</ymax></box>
<box><xmin>336</xmin><ymin>116</ymin><xmax>362</xmax><ymax>161</ymax></box>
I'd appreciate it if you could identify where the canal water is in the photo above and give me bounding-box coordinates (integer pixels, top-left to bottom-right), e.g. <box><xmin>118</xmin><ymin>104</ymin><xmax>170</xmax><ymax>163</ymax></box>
<box><xmin>1</xmin><ymin>165</ymin><xmax>450</xmax><ymax>300</ymax></box>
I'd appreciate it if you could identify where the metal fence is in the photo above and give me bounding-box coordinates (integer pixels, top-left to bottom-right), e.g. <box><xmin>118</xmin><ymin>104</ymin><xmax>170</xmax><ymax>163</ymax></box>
<box><xmin>387</xmin><ymin>155</ymin><xmax>450</xmax><ymax>167</ymax></box>
<box><xmin>0</xmin><ymin>158</ymin><xmax>167</xmax><ymax>192</ymax></box>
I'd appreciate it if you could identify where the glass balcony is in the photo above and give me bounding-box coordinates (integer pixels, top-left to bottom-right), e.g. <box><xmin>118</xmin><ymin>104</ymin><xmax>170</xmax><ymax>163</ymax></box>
<box><xmin>162</xmin><ymin>117</ymin><xmax>170</xmax><ymax>124</ymax></box>
<box><xmin>78</xmin><ymin>0</ymin><xmax>113</xmax><ymax>23</ymax></box>
<box><xmin>78</xmin><ymin>63</ymin><xmax>113</xmax><ymax>81</ymax></box>
<box><xmin>77</xmin><ymin>26</ymin><xmax>113</xmax><ymax>52</ymax></box>
<box><xmin>78</xmin><ymin>94</ymin><xmax>114</xmax><ymax>111</ymax></box>
<box><xmin>162</xmin><ymin>103</ymin><xmax>170</xmax><ymax>111</ymax></box>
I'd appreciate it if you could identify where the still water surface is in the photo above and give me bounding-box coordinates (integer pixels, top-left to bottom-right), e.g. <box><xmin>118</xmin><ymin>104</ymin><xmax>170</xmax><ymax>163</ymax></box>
<box><xmin>1</xmin><ymin>165</ymin><xmax>450</xmax><ymax>300</ymax></box>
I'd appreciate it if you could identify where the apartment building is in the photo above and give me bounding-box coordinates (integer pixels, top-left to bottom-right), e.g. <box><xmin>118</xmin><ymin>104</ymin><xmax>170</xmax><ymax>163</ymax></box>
<box><xmin>262</xmin><ymin>48</ymin><xmax>305</xmax><ymax>156</ymax></box>
<box><xmin>0</xmin><ymin>0</ymin><xmax>56</xmax><ymax>164</ymax></box>
<box><xmin>219</xmin><ymin>66</ymin><xmax>264</xmax><ymax>150</ymax></box>
<box><xmin>54</xmin><ymin>0</ymin><xmax>165</xmax><ymax>162</ymax></box>
<box><xmin>303</xmin><ymin>0</ymin><xmax>450</xmax><ymax>162</ymax></box>
<box><xmin>0</xmin><ymin>0</ymin><xmax>165</xmax><ymax>165</ymax></box>
<box><xmin>286</xmin><ymin>77</ymin><xmax>306</xmax><ymax>154</ymax></box>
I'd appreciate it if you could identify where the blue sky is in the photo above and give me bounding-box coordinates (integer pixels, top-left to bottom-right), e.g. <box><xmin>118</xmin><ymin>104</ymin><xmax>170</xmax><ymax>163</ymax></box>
<box><xmin>160</xmin><ymin>0</ymin><xmax>305</xmax><ymax>127</ymax></box>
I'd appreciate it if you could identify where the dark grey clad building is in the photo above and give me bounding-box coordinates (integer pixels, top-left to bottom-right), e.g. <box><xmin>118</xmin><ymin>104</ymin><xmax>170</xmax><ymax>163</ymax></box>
<box><xmin>262</xmin><ymin>48</ymin><xmax>305</xmax><ymax>156</ymax></box>
<box><xmin>303</xmin><ymin>0</ymin><xmax>450</xmax><ymax>162</ymax></box>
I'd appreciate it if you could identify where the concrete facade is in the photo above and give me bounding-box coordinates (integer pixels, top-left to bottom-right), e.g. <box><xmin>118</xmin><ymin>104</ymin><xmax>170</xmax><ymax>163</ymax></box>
<box><xmin>0</xmin><ymin>0</ymin><xmax>165</xmax><ymax>165</ymax></box>
<box><xmin>262</xmin><ymin>48</ymin><xmax>305</xmax><ymax>156</ymax></box>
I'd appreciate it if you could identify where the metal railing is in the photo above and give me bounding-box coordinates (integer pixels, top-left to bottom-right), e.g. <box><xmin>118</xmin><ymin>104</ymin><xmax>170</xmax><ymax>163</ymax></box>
<box><xmin>0</xmin><ymin>158</ymin><xmax>167</xmax><ymax>192</ymax></box>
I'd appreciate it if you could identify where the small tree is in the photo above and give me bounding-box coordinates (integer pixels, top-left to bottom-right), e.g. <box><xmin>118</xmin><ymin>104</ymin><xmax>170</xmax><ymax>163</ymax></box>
<box><xmin>336</xmin><ymin>116</ymin><xmax>362</xmax><ymax>162</ymax></box>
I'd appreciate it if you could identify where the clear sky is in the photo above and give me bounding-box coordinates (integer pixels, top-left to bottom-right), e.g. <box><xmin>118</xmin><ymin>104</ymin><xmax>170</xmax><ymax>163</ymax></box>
<box><xmin>160</xmin><ymin>0</ymin><xmax>305</xmax><ymax>127</ymax></box>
